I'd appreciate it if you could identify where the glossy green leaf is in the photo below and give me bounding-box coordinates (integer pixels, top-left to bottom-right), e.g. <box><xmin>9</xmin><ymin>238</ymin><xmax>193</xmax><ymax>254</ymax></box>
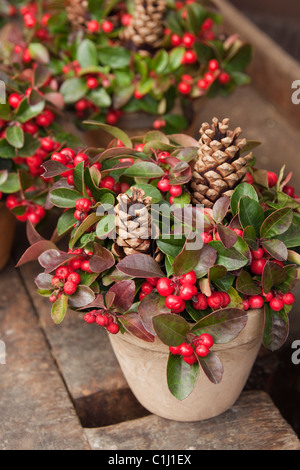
<box><xmin>230</xmin><ymin>183</ymin><xmax>258</xmax><ymax>216</ymax></box>
<box><xmin>262</xmin><ymin>261</ymin><xmax>287</xmax><ymax>294</ymax></box>
<box><xmin>6</xmin><ymin>126</ymin><xmax>24</xmax><ymax>149</ymax></box>
<box><xmin>152</xmin><ymin>314</ymin><xmax>190</xmax><ymax>347</ymax></box>
<box><xmin>167</xmin><ymin>354</ymin><xmax>199</xmax><ymax>401</ymax></box>
<box><xmin>50</xmin><ymin>188</ymin><xmax>82</xmax><ymax>208</ymax></box>
<box><xmin>51</xmin><ymin>294</ymin><xmax>68</xmax><ymax>324</ymax></box>
<box><xmin>260</xmin><ymin>208</ymin><xmax>293</xmax><ymax>239</ymax></box>
<box><xmin>191</xmin><ymin>308</ymin><xmax>248</xmax><ymax>343</ymax></box>
<box><xmin>60</xmin><ymin>78</ymin><xmax>88</xmax><ymax>104</ymax></box>
<box><xmin>263</xmin><ymin>303</ymin><xmax>289</xmax><ymax>352</ymax></box>
<box><xmin>239</xmin><ymin>196</ymin><xmax>265</xmax><ymax>236</ymax></box>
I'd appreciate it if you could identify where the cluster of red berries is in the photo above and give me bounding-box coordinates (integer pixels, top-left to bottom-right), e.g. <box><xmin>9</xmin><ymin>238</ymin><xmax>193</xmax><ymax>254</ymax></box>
<box><xmin>192</xmin><ymin>291</ymin><xmax>231</xmax><ymax>311</ymax></box>
<box><xmin>8</xmin><ymin>92</ymin><xmax>55</xmax><ymax>126</ymax></box>
<box><xmin>83</xmin><ymin>310</ymin><xmax>120</xmax><ymax>334</ymax></box>
<box><xmin>87</xmin><ymin>19</ymin><xmax>114</xmax><ymax>34</ymax></box>
<box><xmin>51</xmin><ymin>147</ymin><xmax>90</xmax><ymax>184</ymax></box>
<box><xmin>169</xmin><ymin>333</ymin><xmax>214</xmax><ymax>364</ymax></box>
<box><xmin>6</xmin><ymin>194</ymin><xmax>46</xmax><ymax>224</ymax></box>
<box><xmin>49</xmin><ymin>266</ymin><xmax>82</xmax><ymax>301</ymax></box>
<box><xmin>74</xmin><ymin>197</ymin><xmax>93</xmax><ymax>222</ymax></box>
<box><xmin>243</xmin><ymin>290</ymin><xmax>295</xmax><ymax>312</ymax></box>
<box><xmin>200</xmin><ymin>227</ymin><xmax>243</xmax><ymax>244</ymax></box>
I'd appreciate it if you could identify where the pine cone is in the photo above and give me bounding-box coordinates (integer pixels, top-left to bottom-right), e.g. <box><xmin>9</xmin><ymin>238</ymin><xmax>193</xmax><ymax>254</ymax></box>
<box><xmin>190</xmin><ymin>117</ymin><xmax>253</xmax><ymax>208</ymax></box>
<box><xmin>122</xmin><ymin>0</ymin><xmax>167</xmax><ymax>54</ymax></box>
<box><xmin>65</xmin><ymin>0</ymin><xmax>91</xmax><ymax>30</ymax></box>
<box><xmin>112</xmin><ymin>187</ymin><xmax>163</xmax><ymax>263</ymax></box>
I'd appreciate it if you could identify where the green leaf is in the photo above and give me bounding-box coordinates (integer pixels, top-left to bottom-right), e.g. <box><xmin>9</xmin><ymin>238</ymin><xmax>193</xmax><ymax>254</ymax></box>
<box><xmin>116</xmin><ymin>253</ymin><xmax>164</xmax><ymax>278</ymax></box>
<box><xmin>5</xmin><ymin>126</ymin><xmax>24</xmax><ymax>149</ymax></box>
<box><xmin>167</xmin><ymin>354</ymin><xmax>200</xmax><ymax>401</ymax></box>
<box><xmin>239</xmin><ymin>196</ymin><xmax>265</xmax><ymax>236</ymax></box>
<box><xmin>192</xmin><ymin>308</ymin><xmax>248</xmax><ymax>343</ymax></box>
<box><xmin>277</xmin><ymin>215</ymin><xmax>300</xmax><ymax>248</ymax></box>
<box><xmin>98</xmin><ymin>46</ymin><xmax>131</xmax><ymax>69</ymax></box>
<box><xmin>15</xmin><ymin>98</ymin><xmax>45</xmax><ymax>123</ymax></box>
<box><xmin>0</xmin><ymin>173</ymin><xmax>20</xmax><ymax>193</ymax></box>
<box><xmin>194</xmin><ymin>245</ymin><xmax>218</xmax><ymax>277</ymax></box>
<box><xmin>242</xmin><ymin>225</ymin><xmax>258</xmax><ymax>251</ymax></box>
<box><xmin>77</xmin><ymin>39</ymin><xmax>98</xmax><ymax>68</ymax></box>
<box><xmin>236</xmin><ymin>270</ymin><xmax>261</xmax><ymax>295</ymax></box>
<box><xmin>51</xmin><ymin>294</ymin><xmax>68</xmax><ymax>324</ymax></box>
<box><xmin>83</xmin><ymin>121</ymin><xmax>133</xmax><ymax>148</ymax></box>
<box><xmin>138</xmin><ymin>293</ymin><xmax>169</xmax><ymax>336</ymax></box>
<box><xmin>260</xmin><ymin>208</ymin><xmax>293</xmax><ymax>239</ymax></box>
<box><xmin>156</xmin><ymin>236</ymin><xmax>185</xmax><ymax>258</ymax></box>
<box><xmin>28</xmin><ymin>43</ymin><xmax>50</xmax><ymax>64</ymax></box>
<box><xmin>89</xmin><ymin>88</ymin><xmax>111</xmax><ymax>108</ymax></box>
<box><xmin>18</xmin><ymin>133</ymin><xmax>40</xmax><ymax>157</ymax></box>
<box><xmin>173</xmin><ymin>241</ymin><xmax>202</xmax><ymax>276</ymax></box>
<box><xmin>152</xmin><ymin>49</ymin><xmax>169</xmax><ymax>74</ymax></box>
<box><xmin>119</xmin><ymin>313</ymin><xmax>154</xmax><ymax>343</ymax></box>
<box><xmin>0</xmin><ymin>139</ymin><xmax>16</xmax><ymax>158</ymax></box>
<box><xmin>199</xmin><ymin>352</ymin><xmax>223</xmax><ymax>384</ymax></box>
<box><xmin>0</xmin><ymin>103</ymin><xmax>11</xmax><ymax>120</ymax></box>
<box><xmin>168</xmin><ymin>47</ymin><xmax>185</xmax><ymax>71</ymax></box>
<box><xmin>213</xmin><ymin>197</ymin><xmax>230</xmax><ymax>224</ymax></box>
<box><xmin>60</xmin><ymin>78</ymin><xmax>88</xmax><ymax>104</ymax></box>
<box><xmin>68</xmin><ymin>285</ymin><xmax>95</xmax><ymax>308</ymax></box>
<box><xmin>152</xmin><ymin>314</ymin><xmax>190</xmax><ymax>347</ymax></box>
<box><xmin>57</xmin><ymin>209</ymin><xmax>76</xmax><ymax>236</ymax></box>
<box><xmin>124</xmin><ymin>162</ymin><xmax>164</xmax><ymax>178</ymax></box>
<box><xmin>96</xmin><ymin>214</ymin><xmax>115</xmax><ymax>239</ymax></box>
<box><xmin>262</xmin><ymin>261</ymin><xmax>287</xmax><ymax>294</ymax></box>
<box><xmin>49</xmin><ymin>188</ymin><xmax>82</xmax><ymax>208</ymax></box>
<box><xmin>262</xmin><ymin>239</ymin><xmax>288</xmax><ymax>262</ymax></box>
<box><xmin>225</xmin><ymin>44</ymin><xmax>253</xmax><ymax>72</ymax></box>
<box><xmin>209</xmin><ymin>241</ymin><xmax>248</xmax><ymax>271</ymax></box>
<box><xmin>230</xmin><ymin>183</ymin><xmax>258</xmax><ymax>216</ymax></box>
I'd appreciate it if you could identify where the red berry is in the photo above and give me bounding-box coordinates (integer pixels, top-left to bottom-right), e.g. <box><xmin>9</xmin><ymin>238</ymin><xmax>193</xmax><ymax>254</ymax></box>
<box><xmin>182</xmin><ymin>50</ymin><xmax>197</xmax><ymax>64</ymax></box>
<box><xmin>221</xmin><ymin>292</ymin><xmax>231</xmax><ymax>308</ymax></box>
<box><xmin>146</xmin><ymin>277</ymin><xmax>158</xmax><ymax>287</ymax></box>
<box><xmin>51</xmin><ymin>152</ymin><xmax>67</xmax><ymax>165</ymax></box>
<box><xmin>169</xmin><ymin>345</ymin><xmax>181</xmax><ymax>355</ymax></box>
<box><xmin>182</xmin><ymin>33</ymin><xmax>195</xmax><ymax>48</ymax></box>
<box><xmin>96</xmin><ymin>314</ymin><xmax>109</xmax><ymax>327</ymax></box>
<box><xmin>27</xmin><ymin>212</ymin><xmax>40</xmax><ymax>225</ymax></box>
<box><xmin>49</xmin><ymin>294</ymin><xmax>57</xmax><ymax>303</ymax></box>
<box><xmin>192</xmin><ymin>293</ymin><xmax>208</xmax><ymax>311</ymax></box>
<box><xmin>60</xmin><ymin>148</ymin><xmax>76</xmax><ymax>160</ymax></box>
<box><xmin>100</xmin><ymin>175</ymin><xmax>115</xmax><ymax>190</ymax></box>
<box><xmin>204</xmin><ymin>72</ymin><xmax>215</xmax><ymax>84</ymax></box>
<box><xmin>67</xmin><ymin>272</ymin><xmax>81</xmax><ymax>284</ymax></box>
<box><xmin>169</xmin><ymin>185</ymin><xmax>182</xmax><ymax>197</ymax></box>
<box><xmin>207</xmin><ymin>292</ymin><xmax>223</xmax><ymax>309</ymax></box>
<box><xmin>22</xmin><ymin>48</ymin><xmax>32</xmax><ymax>63</ymax></box>
<box><xmin>178</xmin><ymin>81</ymin><xmax>192</xmax><ymax>94</ymax></box>
<box><xmin>179</xmin><ymin>343</ymin><xmax>194</xmax><ymax>357</ymax></box>
<box><xmin>80</xmin><ymin>260</ymin><xmax>92</xmax><ymax>273</ymax></box>
<box><xmin>171</xmin><ymin>34</ymin><xmax>181</xmax><ymax>46</ymax></box>
<box><xmin>197</xmin><ymin>79</ymin><xmax>208</xmax><ymax>90</ymax></box>
<box><xmin>262</xmin><ymin>290</ymin><xmax>274</xmax><ymax>302</ymax></box>
<box><xmin>196</xmin><ymin>333</ymin><xmax>214</xmax><ymax>349</ymax></box>
<box><xmin>157</xmin><ymin>179</ymin><xmax>171</xmax><ymax>192</ymax></box>
<box><xmin>55</xmin><ymin>266</ymin><xmax>70</xmax><ymax>280</ymax></box>
<box><xmin>73</xmin><ymin>153</ymin><xmax>89</xmax><ymax>167</ymax></box>
<box><xmin>24</xmin><ymin>13</ymin><xmax>36</xmax><ymax>28</ymax></box>
<box><xmin>270</xmin><ymin>298</ymin><xmax>284</xmax><ymax>312</ymax></box>
<box><xmin>107</xmin><ymin>322</ymin><xmax>120</xmax><ymax>334</ymax></box>
<box><xmin>208</xmin><ymin>59</ymin><xmax>219</xmax><ymax>72</ymax></box>
<box><xmin>283</xmin><ymin>185</ymin><xmax>295</xmax><ymax>197</ymax></box>
<box><xmin>179</xmin><ymin>284</ymin><xmax>198</xmax><ymax>301</ymax></box>
<box><xmin>183</xmin><ymin>354</ymin><xmax>198</xmax><ymax>365</ymax></box>
<box><xmin>157</xmin><ymin>278</ymin><xmax>174</xmax><ymax>297</ymax></box>
<box><xmin>139</xmin><ymin>292</ymin><xmax>146</xmax><ymax>301</ymax></box>
<box><xmin>106</xmin><ymin>111</ymin><xmax>118</xmax><ymax>125</ymax></box>
<box><xmin>249</xmin><ymin>295</ymin><xmax>264</xmax><ymax>309</ymax></box>
<box><xmin>8</xmin><ymin>93</ymin><xmax>22</xmax><ymax>109</ymax></box>
<box><xmin>102</xmin><ymin>20</ymin><xmax>114</xmax><ymax>33</ymax></box>
<box><xmin>252</xmin><ymin>248</ymin><xmax>264</xmax><ymax>259</ymax></box>
<box><xmin>41</xmin><ymin>137</ymin><xmax>55</xmax><ymax>152</ymax></box>
<box><xmin>84</xmin><ymin>312</ymin><xmax>96</xmax><ymax>324</ymax></box>
<box><xmin>87</xmin><ymin>20</ymin><xmax>100</xmax><ymax>32</ymax></box>
<box><xmin>202</xmin><ymin>18</ymin><xmax>214</xmax><ymax>30</ymax></box>
<box><xmin>120</xmin><ymin>182</ymin><xmax>130</xmax><ymax>193</ymax></box>
<box><xmin>282</xmin><ymin>293</ymin><xmax>295</xmax><ymax>305</ymax></box>
<box><xmin>69</xmin><ymin>258</ymin><xmax>82</xmax><ymax>271</ymax></box>
<box><xmin>218</xmin><ymin>72</ymin><xmax>230</xmax><ymax>85</ymax></box>
<box><xmin>233</xmin><ymin>228</ymin><xmax>243</xmax><ymax>237</ymax></box>
<box><xmin>250</xmin><ymin>258</ymin><xmax>266</xmax><ymax>275</ymax></box>
<box><xmin>201</xmin><ymin>232</ymin><xmax>212</xmax><ymax>244</ymax></box>
<box><xmin>180</xmin><ymin>271</ymin><xmax>197</xmax><ymax>285</ymax></box>
<box><xmin>141</xmin><ymin>282</ymin><xmax>153</xmax><ymax>295</ymax></box>
<box><xmin>134</xmin><ymin>89</ymin><xmax>144</xmax><ymax>100</ymax></box>
<box><xmin>75</xmin><ymin>198</ymin><xmax>92</xmax><ymax>212</ymax></box>
<box><xmin>246</xmin><ymin>172</ymin><xmax>254</xmax><ymax>184</ymax></box>
<box><xmin>63</xmin><ymin>280</ymin><xmax>77</xmax><ymax>295</ymax></box>
<box><xmin>195</xmin><ymin>344</ymin><xmax>209</xmax><ymax>357</ymax></box>
<box><xmin>121</xmin><ymin>14</ymin><xmax>132</xmax><ymax>26</ymax></box>
<box><xmin>165</xmin><ymin>295</ymin><xmax>184</xmax><ymax>311</ymax></box>
<box><xmin>243</xmin><ymin>299</ymin><xmax>250</xmax><ymax>310</ymax></box>
<box><xmin>87</xmin><ymin>77</ymin><xmax>98</xmax><ymax>89</ymax></box>
<box><xmin>267</xmin><ymin>171</ymin><xmax>278</xmax><ymax>188</ymax></box>
<box><xmin>51</xmin><ymin>276</ymin><xmax>61</xmax><ymax>288</ymax></box>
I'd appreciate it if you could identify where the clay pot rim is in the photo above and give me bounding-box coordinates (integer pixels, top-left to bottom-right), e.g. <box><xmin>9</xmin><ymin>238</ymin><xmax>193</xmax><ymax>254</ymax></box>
<box><xmin>114</xmin><ymin>308</ymin><xmax>264</xmax><ymax>354</ymax></box>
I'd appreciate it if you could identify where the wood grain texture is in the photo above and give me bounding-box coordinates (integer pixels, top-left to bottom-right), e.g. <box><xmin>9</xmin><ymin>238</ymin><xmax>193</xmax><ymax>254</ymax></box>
<box><xmin>0</xmin><ymin>261</ymin><xmax>90</xmax><ymax>450</ymax></box>
<box><xmin>85</xmin><ymin>391</ymin><xmax>300</xmax><ymax>451</ymax></box>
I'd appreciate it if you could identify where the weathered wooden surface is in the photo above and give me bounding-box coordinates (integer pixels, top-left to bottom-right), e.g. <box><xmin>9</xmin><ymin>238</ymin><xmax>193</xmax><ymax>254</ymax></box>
<box><xmin>0</xmin><ymin>261</ymin><xmax>90</xmax><ymax>450</ymax></box>
<box><xmin>18</xmin><ymin>258</ymin><xmax>149</xmax><ymax>428</ymax></box>
<box><xmin>84</xmin><ymin>391</ymin><xmax>300</xmax><ymax>451</ymax></box>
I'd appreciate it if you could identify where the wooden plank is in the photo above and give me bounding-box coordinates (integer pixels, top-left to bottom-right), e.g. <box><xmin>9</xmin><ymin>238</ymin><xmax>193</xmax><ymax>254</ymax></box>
<box><xmin>0</xmin><ymin>261</ymin><xmax>90</xmax><ymax>450</ymax></box>
<box><xmin>17</xmin><ymin>258</ymin><xmax>149</xmax><ymax>428</ymax></box>
<box><xmin>84</xmin><ymin>391</ymin><xmax>300</xmax><ymax>451</ymax></box>
<box><xmin>213</xmin><ymin>0</ymin><xmax>300</xmax><ymax>129</ymax></box>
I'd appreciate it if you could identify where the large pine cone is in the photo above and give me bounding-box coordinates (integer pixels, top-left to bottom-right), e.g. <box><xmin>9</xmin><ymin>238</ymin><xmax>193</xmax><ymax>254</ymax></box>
<box><xmin>112</xmin><ymin>187</ymin><xmax>163</xmax><ymax>262</ymax></box>
<box><xmin>122</xmin><ymin>0</ymin><xmax>167</xmax><ymax>54</ymax></box>
<box><xmin>190</xmin><ymin>117</ymin><xmax>253</xmax><ymax>208</ymax></box>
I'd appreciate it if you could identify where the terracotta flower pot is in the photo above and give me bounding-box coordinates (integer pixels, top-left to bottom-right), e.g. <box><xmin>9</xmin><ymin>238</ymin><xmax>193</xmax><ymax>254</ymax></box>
<box><xmin>109</xmin><ymin>308</ymin><xmax>264</xmax><ymax>422</ymax></box>
<box><xmin>0</xmin><ymin>202</ymin><xmax>16</xmax><ymax>271</ymax></box>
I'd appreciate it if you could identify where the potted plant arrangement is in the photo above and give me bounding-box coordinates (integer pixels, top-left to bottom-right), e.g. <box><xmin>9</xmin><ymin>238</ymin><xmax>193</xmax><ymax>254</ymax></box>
<box><xmin>5</xmin><ymin>0</ymin><xmax>252</xmax><ymax>137</ymax></box>
<box><xmin>18</xmin><ymin>117</ymin><xmax>300</xmax><ymax>421</ymax></box>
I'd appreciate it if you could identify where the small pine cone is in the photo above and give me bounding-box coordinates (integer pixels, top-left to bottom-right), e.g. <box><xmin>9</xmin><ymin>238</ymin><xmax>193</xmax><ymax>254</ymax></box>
<box><xmin>190</xmin><ymin>117</ymin><xmax>253</xmax><ymax>208</ymax></box>
<box><xmin>112</xmin><ymin>187</ymin><xmax>162</xmax><ymax>263</ymax></box>
<box><xmin>65</xmin><ymin>0</ymin><xmax>91</xmax><ymax>30</ymax></box>
<box><xmin>122</xmin><ymin>0</ymin><xmax>167</xmax><ymax>54</ymax></box>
